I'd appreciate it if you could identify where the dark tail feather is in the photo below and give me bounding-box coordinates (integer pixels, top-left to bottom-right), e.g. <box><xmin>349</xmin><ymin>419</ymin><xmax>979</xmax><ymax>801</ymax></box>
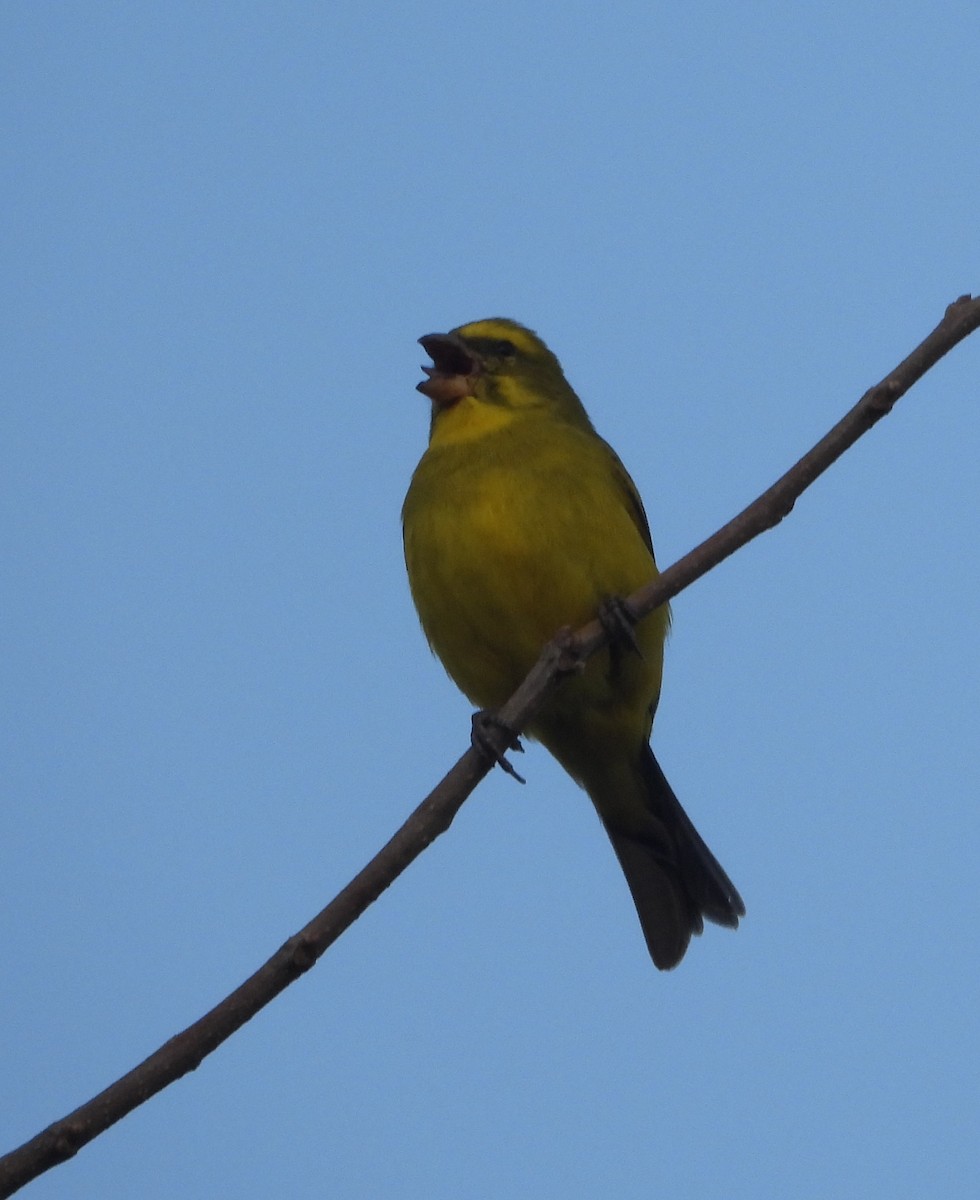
<box><xmin>603</xmin><ymin>748</ymin><xmax>744</xmax><ymax>970</ymax></box>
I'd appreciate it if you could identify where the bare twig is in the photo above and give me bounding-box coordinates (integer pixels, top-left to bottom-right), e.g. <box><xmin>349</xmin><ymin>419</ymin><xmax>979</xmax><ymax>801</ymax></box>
<box><xmin>2</xmin><ymin>294</ymin><xmax>978</xmax><ymax>1198</ymax></box>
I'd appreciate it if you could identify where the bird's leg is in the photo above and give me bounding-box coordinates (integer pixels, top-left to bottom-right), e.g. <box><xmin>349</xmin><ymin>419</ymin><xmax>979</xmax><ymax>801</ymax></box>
<box><xmin>599</xmin><ymin>595</ymin><xmax>644</xmax><ymax>682</ymax></box>
<box><xmin>470</xmin><ymin>710</ymin><xmax>526</xmax><ymax>784</ymax></box>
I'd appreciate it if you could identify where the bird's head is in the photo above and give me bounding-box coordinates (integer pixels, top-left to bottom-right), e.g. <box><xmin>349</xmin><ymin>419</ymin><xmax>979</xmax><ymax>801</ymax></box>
<box><xmin>416</xmin><ymin>318</ymin><xmax>594</xmax><ymax>434</ymax></box>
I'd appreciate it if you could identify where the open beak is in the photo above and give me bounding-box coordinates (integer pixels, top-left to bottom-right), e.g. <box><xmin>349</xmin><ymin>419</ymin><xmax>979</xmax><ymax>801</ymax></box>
<box><xmin>417</xmin><ymin>333</ymin><xmax>481</xmax><ymax>406</ymax></box>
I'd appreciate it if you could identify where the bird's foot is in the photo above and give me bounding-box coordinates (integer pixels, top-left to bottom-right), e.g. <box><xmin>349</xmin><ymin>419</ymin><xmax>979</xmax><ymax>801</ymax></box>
<box><xmin>471</xmin><ymin>710</ymin><xmax>526</xmax><ymax>784</ymax></box>
<box><xmin>598</xmin><ymin>595</ymin><xmax>644</xmax><ymax>681</ymax></box>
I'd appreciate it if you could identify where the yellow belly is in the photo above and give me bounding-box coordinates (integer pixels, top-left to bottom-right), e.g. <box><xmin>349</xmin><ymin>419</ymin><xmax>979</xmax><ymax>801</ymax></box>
<box><xmin>403</xmin><ymin>415</ymin><xmax>668</xmax><ymax>771</ymax></box>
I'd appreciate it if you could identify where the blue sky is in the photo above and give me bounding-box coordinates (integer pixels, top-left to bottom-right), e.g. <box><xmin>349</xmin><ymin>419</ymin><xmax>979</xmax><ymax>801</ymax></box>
<box><xmin>2</xmin><ymin>3</ymin><xmax>978</xmax><ymax>1197</ymax></box>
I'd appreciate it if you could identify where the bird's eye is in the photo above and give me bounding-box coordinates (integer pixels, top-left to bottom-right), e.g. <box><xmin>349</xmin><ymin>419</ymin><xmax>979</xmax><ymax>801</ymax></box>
<box><xmin>491</xmin><ymin>339</ymin><xmax>517</xmax><ymax>358</ymax></box>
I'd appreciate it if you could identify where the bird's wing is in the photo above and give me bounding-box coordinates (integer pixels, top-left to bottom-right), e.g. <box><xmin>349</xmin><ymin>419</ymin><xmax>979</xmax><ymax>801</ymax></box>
<box><xmin>601</xmin><ymin>439</ymin><xmax>655</xmax><ymax>557</ymax></box>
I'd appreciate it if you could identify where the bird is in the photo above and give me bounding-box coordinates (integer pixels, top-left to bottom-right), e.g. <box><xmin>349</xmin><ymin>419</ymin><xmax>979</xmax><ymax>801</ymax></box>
<box><xmin>402</xmin><ymin>318</ymin><xmax>744</xmax><ymax>969</ymax></box>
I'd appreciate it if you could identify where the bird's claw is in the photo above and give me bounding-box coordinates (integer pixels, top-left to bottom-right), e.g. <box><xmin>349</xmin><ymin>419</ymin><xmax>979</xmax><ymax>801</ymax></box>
<box><xmin>599</xmin><ymin>596</ymin><xmax>644</xmax><ymax>681</ymax></box>
<box><xmin>471</xmin><ymin>710</ymin><xmax>526</xmax><ymax>784</ymax></box>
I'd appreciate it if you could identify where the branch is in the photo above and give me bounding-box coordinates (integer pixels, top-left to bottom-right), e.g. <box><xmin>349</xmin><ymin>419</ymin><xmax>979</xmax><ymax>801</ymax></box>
<box><xmin>3</xmin><ymin>294</ymin><xmax>978</xmax><ymax>1198</ymax></box>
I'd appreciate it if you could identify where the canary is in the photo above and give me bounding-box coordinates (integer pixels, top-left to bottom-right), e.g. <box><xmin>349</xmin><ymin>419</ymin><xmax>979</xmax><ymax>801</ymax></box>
<box><xmin>402</xmin><ymin>318</ymin><xmax>743</xmax><ymax>969</ymax></box>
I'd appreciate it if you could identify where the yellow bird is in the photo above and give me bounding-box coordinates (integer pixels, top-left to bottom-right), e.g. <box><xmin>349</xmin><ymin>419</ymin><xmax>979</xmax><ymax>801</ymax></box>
<box><xmin>402</xmin><ymin>318</ymin><xmax>743</xmax><ymax>969</ymax></box>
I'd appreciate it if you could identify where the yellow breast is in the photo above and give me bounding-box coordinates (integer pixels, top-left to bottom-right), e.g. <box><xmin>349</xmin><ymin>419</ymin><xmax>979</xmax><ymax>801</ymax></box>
<box><xmin>402</xmin><ymin>410</ymin><xmax>667</xmax><ymax>738</ymax></box>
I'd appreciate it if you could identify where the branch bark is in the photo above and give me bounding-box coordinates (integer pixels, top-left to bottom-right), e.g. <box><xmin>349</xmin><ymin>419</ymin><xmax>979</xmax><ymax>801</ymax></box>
<box><xmin>2</xmin><ymin>294</ymin><xmax>978</xmax><ymax>1198</ymax></box>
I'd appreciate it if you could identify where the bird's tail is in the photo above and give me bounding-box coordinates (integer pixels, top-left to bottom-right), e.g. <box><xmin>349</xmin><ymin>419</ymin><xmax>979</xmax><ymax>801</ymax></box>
<box><xmin>601</xmin><ymin>747</ymin><xmax>744</xmax><ymax>970</ymax></box>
